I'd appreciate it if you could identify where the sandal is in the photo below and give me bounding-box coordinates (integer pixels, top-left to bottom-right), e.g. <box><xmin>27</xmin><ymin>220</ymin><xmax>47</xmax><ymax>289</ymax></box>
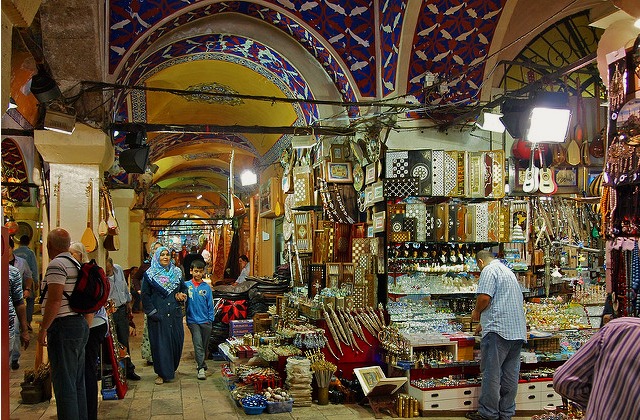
<box><xmin>154</xmin><ymin>376</ymin><xmax>164</xmax><ymax>385</ymax></box>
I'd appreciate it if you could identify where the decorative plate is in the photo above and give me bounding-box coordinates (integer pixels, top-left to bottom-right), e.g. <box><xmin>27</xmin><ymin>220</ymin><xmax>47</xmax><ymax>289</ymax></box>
<box><xmin>284</xmin><ymin>194</ymin><xmax>294</xmax><ymax>222</ymax></box>
<box><xmin>353</xmin><ymin>163</ymin><xmax>364</xmax><ymax>191</ymax></box>
<box><xmin>283</xmin><ymin>220</ymin><xmax>293</xmax><ymax>241</ymax></box>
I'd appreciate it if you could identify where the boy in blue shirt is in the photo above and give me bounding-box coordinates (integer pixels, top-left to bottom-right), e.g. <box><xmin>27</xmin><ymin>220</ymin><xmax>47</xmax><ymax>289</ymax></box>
<box><xmin>185</xmin><ymin>259</ymin><xmax>214</xmax><ymax>380</ymax></box>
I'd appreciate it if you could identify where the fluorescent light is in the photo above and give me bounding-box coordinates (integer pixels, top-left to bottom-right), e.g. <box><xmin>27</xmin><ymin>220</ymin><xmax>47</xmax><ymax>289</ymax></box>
<box><xmin>196</xmin><ymin>194</ymin><xmax>203</xmax><ymax>199</ymax></box>
<box><xmin>186</xmin><ymin>203</ymin><xmax>191</xmax><ymax>208</ymax></box>
<box><xmin>44</xmin><ymin>109</ymin><xmax>76</xmax><ymax>135</ymax></box>
<box><xmin>476</xmin><ymin>111</ymin><xmax>506</xmax><ymax>133</ymax></box>
<box><xmin>525</xmin><ymin>107</ymin><xmax>571</xmax><ymax>143</ymax></box>
<box><xmin>240</xmin><ymin>170</ymin><xmax>257</xmax><ymax>186</ymax></box>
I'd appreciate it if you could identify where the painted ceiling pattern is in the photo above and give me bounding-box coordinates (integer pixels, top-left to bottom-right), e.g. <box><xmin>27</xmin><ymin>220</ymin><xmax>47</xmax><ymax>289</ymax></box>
<box><xmin>380</xmin><ymin>0</ymin><xmax>407</xmax><ymax>97</ymax></box>
<box><xmin>110</xmin><ymin>0</ymin><xmax>508</xmax><ymax>110</ymax></box>
<box><xmin>123</xmin><ymin>34</ymin><xmax>316</xmax><ymax>124</ymax></box>
<box><xmin>112</xmin><ymin>1</ymin><xmax>360</xmax><ymax>105</ymax></box>
<box><xmin>105</xmin><ymin>0</ymin><xmax>511</xmax><ymax>194</ymax></box>
<box><xmin>407</xmin><ymin>0</ymin><xmax>506</xmax><ymax>109</ymax></box>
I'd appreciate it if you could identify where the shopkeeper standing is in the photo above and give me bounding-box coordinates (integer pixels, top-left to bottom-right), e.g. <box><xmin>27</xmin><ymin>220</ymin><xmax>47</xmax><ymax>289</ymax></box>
<box><xmin>467</xmin><ymin>250</ymin><xmax>527</xmax><ymax>420</ymax></box>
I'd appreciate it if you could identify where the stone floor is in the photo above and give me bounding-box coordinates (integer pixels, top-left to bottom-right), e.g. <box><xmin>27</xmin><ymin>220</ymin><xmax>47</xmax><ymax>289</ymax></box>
<box><xmin>9</xmin><ymin>311</ymin><xmax>533</xmax><ymax>419</ymax></box>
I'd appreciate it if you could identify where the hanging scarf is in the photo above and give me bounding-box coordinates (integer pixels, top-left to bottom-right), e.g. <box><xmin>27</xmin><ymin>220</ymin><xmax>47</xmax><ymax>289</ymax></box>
<box><xmin>145</xmin><ymin>246</ymin><xmax>182</xmax><ymax>297</ymax></box>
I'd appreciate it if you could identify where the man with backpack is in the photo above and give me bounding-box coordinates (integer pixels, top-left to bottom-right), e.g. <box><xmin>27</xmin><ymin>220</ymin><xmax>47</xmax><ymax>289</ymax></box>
<box><xmin>38</xmin><ymin>228</ymin><xmax>91</xmax><ymax>420</ymax></box>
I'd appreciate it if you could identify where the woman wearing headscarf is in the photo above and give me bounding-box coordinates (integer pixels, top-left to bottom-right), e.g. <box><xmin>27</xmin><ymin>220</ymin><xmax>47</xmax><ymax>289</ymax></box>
<box><xmin>141</xmin><ymin>246</ymin><xmax>188</xmax><ymax>384</ymax></box>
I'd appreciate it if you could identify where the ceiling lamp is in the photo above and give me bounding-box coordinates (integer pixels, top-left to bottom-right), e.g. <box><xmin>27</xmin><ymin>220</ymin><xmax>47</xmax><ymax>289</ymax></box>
<box><xmin>119</xmin><ymin>128</ymin><xmax>149</xmax><ymax>173</ymax></box>
<box><xmin>30</xmin><ymin>66</ymin><xmax>61</xmax><ymax>103</ymax></box>
<box><xmin>43</xmin><ymin>109</ymin><xmax>76</xmax><ymax>135</ymax></box>
<box><xmin>500</xmin><ymin>91</ymin><xmax>571</xmax><ymax>143</ymax></box>
<box><xmin>240</xmin><ymin>170</ymin><xmax>257</xmax><ymax>186</ymax></box>
<box><xmin>475</xmin><ymin>111</ymin><xmax>505</xmax><ymax>133</ymax></box>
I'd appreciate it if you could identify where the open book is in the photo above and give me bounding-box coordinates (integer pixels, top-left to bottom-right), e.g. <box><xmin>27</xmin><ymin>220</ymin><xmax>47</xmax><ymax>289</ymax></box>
<box><xmin>353</xmin><ymin>366</ymin><xmax>407</xmax><ymax>397</ymax></box>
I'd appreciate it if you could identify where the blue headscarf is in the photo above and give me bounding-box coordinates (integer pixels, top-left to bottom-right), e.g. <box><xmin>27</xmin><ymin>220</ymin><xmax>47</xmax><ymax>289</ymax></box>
<box><xmin>145</xmin><ymin>246</ymin><xmax>182</xmax><ymax>297</ymax></box>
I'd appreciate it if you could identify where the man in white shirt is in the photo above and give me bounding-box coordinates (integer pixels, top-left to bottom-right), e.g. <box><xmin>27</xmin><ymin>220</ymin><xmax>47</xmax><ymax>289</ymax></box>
<box><xmin>235</xmin><ymin>255</ymin><xmax>250</xmax><ymax>285</ymax></box>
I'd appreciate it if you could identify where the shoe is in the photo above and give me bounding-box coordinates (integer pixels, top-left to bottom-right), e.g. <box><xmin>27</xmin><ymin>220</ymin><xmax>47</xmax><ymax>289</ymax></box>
<box><xmin>154</xmin><ymin>376</ymin><xmax>164</xmax><ymax>385</ymax></box>
<box><xmin>465</xmin><ymin>412</ymin><xmax>491</xmax><ymax>420</ymax></box>
<box><xmin>127</xmin><ymin>371</ymin><xmax>141</xmax><ymax>381</ymax></box>
<box><xmin>197</xmin><ymin>368</ymin><xmax>206</xmax><ymax>380</ymax></box>
<box><xmin>11</xmin><ymin>361</ymin><xmax>19</xmax><ymax>370</ymax></box>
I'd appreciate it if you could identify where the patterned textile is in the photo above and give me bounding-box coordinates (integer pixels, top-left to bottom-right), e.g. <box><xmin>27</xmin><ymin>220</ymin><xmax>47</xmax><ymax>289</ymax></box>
<box><xmin>216</xmin><ymin>299</ymin><xmax>247</xmax><ymax>324</ymax></box>
<box><xmin>145</xmin><ymin>247</ymin><xmax>182</xmax><ymax>297</ymax></box>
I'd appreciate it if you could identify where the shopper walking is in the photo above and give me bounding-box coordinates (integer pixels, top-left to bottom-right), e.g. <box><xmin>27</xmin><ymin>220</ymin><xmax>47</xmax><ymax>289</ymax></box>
<box><xmin>182</xmin><ymin>245</ymin><xmax>205</xmax><ymax>281</ymax></box>
<box><xmin>38</xmin><ymin>228</ymin><xmax>90</xmax><ymax>420</ymax></box>
<box><xmin>466</xmin><ymin>250</ymin><xmax>527</xmax><ymax>420</ymax></box>
<box><xmin>134</xmin><ymin>241</ymin><xmax>162</xmax><ymax>364</ymax></box>
<box><xmin>185</xmin><ymin>259</ymin><xmax>214</xmax><ymax>380</ymax></box>
<box><xmin>554</xmin><ymin>317</ymin><xmax>640</xmax><ymax>420</ymax></box>
<box><xmin>142</xmin><ymin>246</ymin><xmax>188</xmax><ymax>384</ymax></box>
<box><xmin>106</xmin><ymin>257</ymin><xmax>140</xmax><ymax>380</ymax></box>
<box><xmin>7</xmin><ymin>264</ymin><xmax>30</xmax><ymax>368</ymax></box>
<box><xmin>8</xmin><ymin>237</ymin><xmax>33</xmax><ymax>370</ymax></box>
<box><xmin>14</xmin><ymin>234</ymin><xmax>38</xmax><ymax>329</ymax></box>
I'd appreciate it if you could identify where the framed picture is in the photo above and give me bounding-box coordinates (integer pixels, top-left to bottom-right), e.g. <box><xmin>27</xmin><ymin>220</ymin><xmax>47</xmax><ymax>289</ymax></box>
<box><xmin>326</xmin><ymin>161</ymin><xmax>353</xmax><ymax>183</ymax></box>
<box><xmin>354</xmin><ymin>366</ymin><xmax>383</xmax><ymax>396</ymax></box>
<box><xmin>259</xmin><ymin>177</ymin><xmax>281</xmax><ymax>218</ymax></box>
<box><xmin>372</xmin><ymin>211</ymin><xmax>386</xmax><ymax>233</ymax></box>
<box><xmin>555</xmin><ymin>168</ymin><xmax>577</xmax><ymax>187</ymax></box>
<box><xmin>365</xmin><ymin>163</ymin><xmax>377</xmax><ymax>185</ymax></box>
<box><xmin>330</xmin><ymin>144</ymin><xmax>346</xmax><ymax>162</ymax></box>
<box><xmin>364</xmin><ymin>185</ymin><xmax>374</xmax><ymax>207</ymax></box>
<box><xmin>353</xmin><ymin>366</ymin><xmax>407</xmax><ymax>397</ymax></box>
<box><xmin>372</xmin><ymin>180</ymin><xmax>384</xmax><ymax>203</ymax></box>
<box><xmin>367</xmin><ymin>224</ymin><xmax>374</xmax><ymax>237</ymax></box>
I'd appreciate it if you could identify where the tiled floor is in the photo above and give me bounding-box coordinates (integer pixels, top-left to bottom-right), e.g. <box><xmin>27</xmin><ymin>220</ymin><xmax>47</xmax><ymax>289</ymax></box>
<box><xmin>9</xmin><ymin>312</ymin><xmax>532</xmax><ymax>419</ymax></box>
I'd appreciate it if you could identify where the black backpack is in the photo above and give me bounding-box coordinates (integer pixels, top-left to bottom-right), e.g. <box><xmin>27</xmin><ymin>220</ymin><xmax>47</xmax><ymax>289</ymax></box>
<box><xmin>41</xmin><ymin>256</ymin><xmax>111</xmax><ymax>313</ymax></box>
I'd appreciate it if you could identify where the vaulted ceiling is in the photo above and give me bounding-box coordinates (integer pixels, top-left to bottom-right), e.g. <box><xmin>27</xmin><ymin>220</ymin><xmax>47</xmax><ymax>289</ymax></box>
<box><xmin>7</xmin><ymin>0</ymin><xmax>639</xmax><ymax>228</ymax></box>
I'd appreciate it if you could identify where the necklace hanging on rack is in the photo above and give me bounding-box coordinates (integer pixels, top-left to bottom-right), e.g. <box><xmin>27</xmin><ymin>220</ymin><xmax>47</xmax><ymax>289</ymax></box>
<box><xmin>319</xmin><ymin>179</ymin><xmax>340</xmax><ymax>223</ymax></box>
<box><xmin>334</xmin><ymin>185</ymin><xmax>356</xmax><ymax>224</ymax></box>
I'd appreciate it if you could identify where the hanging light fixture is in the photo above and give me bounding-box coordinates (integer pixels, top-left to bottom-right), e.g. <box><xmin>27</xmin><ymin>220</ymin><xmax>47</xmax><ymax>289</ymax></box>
<box><xmin>240</xmin><ymin>170</ymin><xmax>257</xmax><ymax>186</ymax></box>
<box><xmin>30</xmin><ymin>65</ymin><xmax>61</xmax><ymax>103</ymax></box>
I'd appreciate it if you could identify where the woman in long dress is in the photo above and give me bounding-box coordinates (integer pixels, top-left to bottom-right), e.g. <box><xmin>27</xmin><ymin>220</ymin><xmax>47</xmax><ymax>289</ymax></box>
<box><xmin>141</xmin><ymin>246</ymin><xmax>188</xmax><ymax>384</ymax></box>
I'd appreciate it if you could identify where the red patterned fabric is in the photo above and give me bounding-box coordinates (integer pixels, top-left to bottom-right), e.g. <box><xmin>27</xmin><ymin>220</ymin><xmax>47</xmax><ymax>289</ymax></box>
<box><xmin>217</xmin><ymin>299</ymin><xmax>247</xmax><ymax>324</ymax></box>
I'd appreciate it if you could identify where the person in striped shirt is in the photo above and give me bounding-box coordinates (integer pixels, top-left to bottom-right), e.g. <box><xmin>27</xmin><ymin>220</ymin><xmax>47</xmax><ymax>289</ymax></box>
<box><xmin>553</xmin><ymin>317</ymin><xmax>640</xmax><ymax>420</ymax></box>
<box><xmin>467</xmin><ymin>250</ymin><xmax>527</xmax><ymax>420</ymax></box>
<box><xmin>38</xmin><ymin>228</ymin><xmax>91</xmax><ymax>420</ymax></box>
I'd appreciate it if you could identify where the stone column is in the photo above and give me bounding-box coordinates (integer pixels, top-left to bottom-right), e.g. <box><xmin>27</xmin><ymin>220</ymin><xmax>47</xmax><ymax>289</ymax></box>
<box><xmin>34</xmin><ymin>123</ymin><xmax>114</xmax><ymax>267</ymax></box>
<box><xmin>110</xmin><ymin>189</ymin><xmax>140</xmax><ymax>269</ymax></box>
